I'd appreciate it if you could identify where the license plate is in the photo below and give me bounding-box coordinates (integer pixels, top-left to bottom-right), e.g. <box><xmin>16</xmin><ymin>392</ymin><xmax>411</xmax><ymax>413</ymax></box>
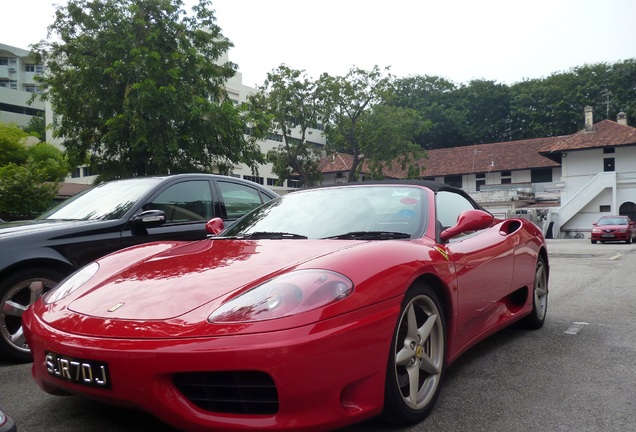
<box><xmin>601</xmin><ymin>233</ymin><xmax>614</xmax><ymax>238</ymax></box>
<box><xmin>45</xmin><ymin>351</ymin><xmax>111</xmax><ymax>389</ymax></box>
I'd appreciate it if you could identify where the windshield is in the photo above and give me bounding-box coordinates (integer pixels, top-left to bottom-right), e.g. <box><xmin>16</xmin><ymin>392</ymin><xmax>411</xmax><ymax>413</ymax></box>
<box><xmin>598</xmin><ymin>217</ymin><xmax>629</xmax><ymax>226</ymax></box>
<box><xmin>39</xmin><ymin>178</ymin><xmax>164</xmax><ymax>221</ymax></box>
<box><xmin>223</xmin><ymin>185</ymin><xmax>428</xmax><ymax>239</ymax></box>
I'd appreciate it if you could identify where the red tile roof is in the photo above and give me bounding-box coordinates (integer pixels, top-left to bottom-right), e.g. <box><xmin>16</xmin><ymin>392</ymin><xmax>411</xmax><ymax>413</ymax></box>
<box><xmin>418</xmin><ymin>137</ymin><xmax>562</xmax><ymax>177</ymax></box>
<box><xmin>540</xmin><ymin>120</ymin><xmax>636</xmax><ymax>154</ymax></box>
<box><xmin>57</xmin><ymin>182</ymin><xmax>92</xmax><ymax>198</ymax></box>
<box><xmin>319</xmin><ymin>137</ymin><xmax>562</xmax><ymax>178</ymax></box>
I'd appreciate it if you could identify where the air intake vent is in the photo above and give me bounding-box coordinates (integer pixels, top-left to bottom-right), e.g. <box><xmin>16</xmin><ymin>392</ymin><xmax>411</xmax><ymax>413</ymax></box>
<box><xmin>173</xmin><ymin>371</ymin><xmax>279</xmax><ymax>414</ymax></box>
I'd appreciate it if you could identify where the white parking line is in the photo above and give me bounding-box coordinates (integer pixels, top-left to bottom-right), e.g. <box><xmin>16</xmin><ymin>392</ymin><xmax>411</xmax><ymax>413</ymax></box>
<box><xmin>609</xmin><ymin>253</ymin><xmax>623</xmax><ymax>260</ymax></box>
<box><xmin>564</xmin><ymin>322</ymin><xmax>588</xmax><ymax>335</ymax></box>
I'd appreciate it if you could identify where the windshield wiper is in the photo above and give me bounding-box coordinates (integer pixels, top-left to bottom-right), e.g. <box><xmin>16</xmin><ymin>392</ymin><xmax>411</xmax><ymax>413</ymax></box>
<box><xmin>236</xmin><ymin>231</ymin><xmax>308</xmax><ymax>240</ymax></box>
<box><xmin>323</xmin><ymin>231</ymin><xmax>412</xmax><ymax>240</ymax></box>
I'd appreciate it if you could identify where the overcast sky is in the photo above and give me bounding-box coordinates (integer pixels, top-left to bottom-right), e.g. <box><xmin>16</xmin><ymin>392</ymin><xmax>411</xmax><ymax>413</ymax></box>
<box><xmin>2</xmin><ymin>0</ymin><xmax>635</xmax><ymax>88</ymax></box>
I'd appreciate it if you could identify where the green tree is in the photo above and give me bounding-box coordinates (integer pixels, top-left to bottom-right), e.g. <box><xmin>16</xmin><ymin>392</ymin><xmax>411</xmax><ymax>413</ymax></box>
<box><xmin>0</xmin><ymin>164</ymin><xmax>58</xmax><ymax>220</ymax></box>
<box><xmin>28</xmin><ymin>143</ymin><xmax>70</xmax><ymax>181</ymax></box>
<box><xmin>321</xmin><ymin>66</ymin><xmax>427</xmax><ymax>181</ymax></box>
<box><xmin>32</xmin><ymin>0</ymin><xmax>263</xmax><ymax>180</ymax></box>
<box><xmin>246</xmin><ymin>65</ymin><xmax>323</xmax><ymax>187</ymax></box>
<box><xmin>21</xmin><ymin>114</ymin><xmax>46</xmax><ymax>140</ymax></box>
<box><xmin>0</xmin><ymin>123</ymin><xmax>29</xmax><ymax>166</ymax></box>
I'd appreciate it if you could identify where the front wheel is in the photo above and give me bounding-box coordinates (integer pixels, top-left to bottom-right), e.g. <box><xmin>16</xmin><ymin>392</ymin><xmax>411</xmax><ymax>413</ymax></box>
<box><xmin>382</xmin><ymin>284</ymin><xmax>446</xmax><ymax>425</ymax></box>
<box><xmin>519</xmin><ymin>256</ymin><xmax>549</xmax><ymax>330</ymax></box>
<box><xmin>0</xmin><ymin>268</ymin><xmax>65</xmax><ymax>362</ymax></box>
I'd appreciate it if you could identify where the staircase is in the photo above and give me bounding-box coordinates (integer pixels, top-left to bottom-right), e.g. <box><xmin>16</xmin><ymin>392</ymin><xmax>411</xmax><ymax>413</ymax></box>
<box><xmin>558</xmin><ymin>172</ymin><xmax>616</xmax><ymax>227</ymax></box>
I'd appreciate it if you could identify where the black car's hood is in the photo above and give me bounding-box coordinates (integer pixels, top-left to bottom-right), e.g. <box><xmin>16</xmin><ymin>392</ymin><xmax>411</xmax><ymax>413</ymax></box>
<box><xmin>0</xmin><ymin>219</ymin><xmax>112</xmax><ymax>239</ymax></box>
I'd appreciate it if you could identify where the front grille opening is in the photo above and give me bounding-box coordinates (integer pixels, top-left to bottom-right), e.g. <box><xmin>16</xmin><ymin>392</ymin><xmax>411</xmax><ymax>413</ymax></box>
<box><xmin>173</xmin><ymin>371</ymin><xmax>279</xmax><ymax>415</ymax></box>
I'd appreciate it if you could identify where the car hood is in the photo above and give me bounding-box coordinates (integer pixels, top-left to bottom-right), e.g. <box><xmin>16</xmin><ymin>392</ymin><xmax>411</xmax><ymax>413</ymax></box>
<box><xmin>67</xmin><ymin>239</ymin><xmax>366</xmax><ymax>321</ymax></box>
<box><xmin>595</xmin><ymin>224</ymin><xmax>629</xmax><ymax>230</ymax></box>
<box><xmin>0</xmin><ymin>219</ymin><xmax>108</xmax><ymax>239</ymax></box>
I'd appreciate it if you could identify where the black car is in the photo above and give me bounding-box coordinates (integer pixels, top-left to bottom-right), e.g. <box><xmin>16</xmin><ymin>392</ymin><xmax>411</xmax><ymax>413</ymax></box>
<box><xmin>0</xmin><ymin>406</ymin><xmax>16</xmax><ymax>432</ymax></box>
<box><xmin>0</xmin><ymin>174</ymin><xmax>278</xmax><ymax>362</ymax></box>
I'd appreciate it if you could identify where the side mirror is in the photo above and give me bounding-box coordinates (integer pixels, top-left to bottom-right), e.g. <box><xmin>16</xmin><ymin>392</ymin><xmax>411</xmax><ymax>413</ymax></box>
<box><xmin>592</xmin><ymin>222</ymin><xmax>598</xmax><ymax>226</ymax></box>
<box><xmin>206</xmin><ymin>217</ymin><xmax>225</xmax><ymax>235</ymax></box>
<box><xmin>132</xmin><ymin>210</ymin><xmax>166</xmax><ymax>228</ymax></box>
<box><xmin>440</xmin><ymin>209</ymin><xmax>494</xmax><ymax>242</ymax></box>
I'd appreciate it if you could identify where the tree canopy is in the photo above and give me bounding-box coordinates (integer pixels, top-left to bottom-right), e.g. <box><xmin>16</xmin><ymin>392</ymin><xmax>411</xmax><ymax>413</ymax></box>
<box><xmin>320</xmin><ymin>66</ymin><xmax>427</xmax><ymax>181</ymax></box>
<box><xmin>389</xmin><ymin>59</ymin><xmax>636</xmax><ymax>149</ymax></box>
<box><xmin>32</xmin><ymin>0</ymin><xmax>263</xmax><ymax>181</ymax></box>
<box><xmin>0</xmin><ymin>122</ymin><xmax>66</xmax><ymax>220</ymax></box>
<box><xmin>246</xmin><ymin>65</ymin><xmax>324</xmax><ymax>187</ymax></box>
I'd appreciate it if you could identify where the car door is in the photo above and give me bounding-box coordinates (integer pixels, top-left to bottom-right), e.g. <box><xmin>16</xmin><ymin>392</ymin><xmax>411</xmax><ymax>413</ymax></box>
<box><xmin>119</xmin><ymin>179</ymin><xmax>214</xmax><ymax>248</ymax></box>
<box><xmin>436</xmin><ymin>191</ymin><xmax>516</xmax><ymax>348</ymax></box>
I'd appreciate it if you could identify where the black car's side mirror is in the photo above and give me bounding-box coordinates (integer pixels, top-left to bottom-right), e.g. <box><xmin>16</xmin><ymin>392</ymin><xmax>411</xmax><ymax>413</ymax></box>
<box><xmin>132</xmin><ymin>210</ymin><xmax>166</xmax><ymax>228</ymax></box>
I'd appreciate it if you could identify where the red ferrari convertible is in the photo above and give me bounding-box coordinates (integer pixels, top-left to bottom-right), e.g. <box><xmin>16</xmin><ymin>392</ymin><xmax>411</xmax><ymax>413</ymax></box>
<box><xmin>24</xmin><ymin>181</ymin><xmax>549</xmax><ymax>431</ymax></box>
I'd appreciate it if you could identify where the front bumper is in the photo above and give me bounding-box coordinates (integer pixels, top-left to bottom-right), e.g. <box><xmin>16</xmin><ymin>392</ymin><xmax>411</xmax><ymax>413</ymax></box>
<box><xmin>591</xmin><ymin>231</ymin><xmax>630</xmax><ymax>241</ymax></box>
<box><xmin>24</xmin><ymin>300</ymin><xmax>400</xmax><ymax>432</ymax></box>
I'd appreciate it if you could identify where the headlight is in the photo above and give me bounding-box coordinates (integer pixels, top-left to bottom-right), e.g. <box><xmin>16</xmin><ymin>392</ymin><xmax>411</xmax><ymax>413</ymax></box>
<box><xmin>209</xmin><ymin>269</ymin><xmax>353</xmax><ymax>323</ymax></box>
<box><xmin>43</xmin><ymin>262</ymin><xmax>99</xmax><ymax>304</ymax></box>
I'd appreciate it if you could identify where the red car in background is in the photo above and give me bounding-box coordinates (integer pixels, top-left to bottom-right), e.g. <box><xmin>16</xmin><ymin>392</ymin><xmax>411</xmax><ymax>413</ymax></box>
<box><xmin>591</xmin><ymin>215</ymin><xmax>636</xmax><ymax>244</ymax></box>
<box><xmin>24</xmin><ymin>181</ymin><xmax>549</xmax><ymax>431</ymax></box>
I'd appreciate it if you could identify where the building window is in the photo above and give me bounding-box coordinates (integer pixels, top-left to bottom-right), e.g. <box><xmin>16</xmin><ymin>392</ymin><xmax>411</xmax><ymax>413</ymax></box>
<box><xmin>71</xmin><ymin>168</ymin><xmax>81</xmax><ymax>178</ymax></box>
<box><xmin>243</xmin><ymin>175</ymin><xmax>263</xmax><ymax>185</ymax></box>
<box><xmin>604</xmin><ymin>158</ymin><xmax>615</xmax><ymax>172</ymax></box>
<box><xmin>25</xmin><ymin>64</ymin><xmax>35</xmax><ymax>72</ymax></box>
<box><xmin>603</xmin><ymin>148</ymin><xmax>615</xmax><ymax>154</ymax></box>
<box><xmin>266</xmin><ymin>178</ymin><xmax>278</xmax><ymax>186</ymax></box>
<box><xmin>600</xmin><ymin>205</ymin><xmax>611</xmax><ymax>212</ymax></box>
<box><xmin>82</xmin><ymin>167</ymin><xmax>93</xmax><ymax>177</ymax></box>
<box><xmin>476</xmin><ymin>180</ymin><xmax>486</xmax><ymax>191</ymax></box>
<box><xmin>501</xmin><ymin>178</ymin><xmax>512</xmax><ymax>184</ymax></box>
<box><xmin>531</xmin><ymin>168</ymin><xmax>553</xmax><ymax>183</ymax></box>
<box><xmin>443</xmin><ymin>175</ymin><xmax>462</xmax><ymax>188</ymax></box>
<box><xmin>287</xmin><ymin>179</ymin><xmax>301</xmax><ymax>188</ymax></box>
<box><xmin>501</xmin><ymin>171</ymin><xmax>512</xmax><ymax>177</ymax></box>
<box><xmin>24</xmin><ymin>84</ymin><xmax>41</xmax><ymax>93</ymax></box>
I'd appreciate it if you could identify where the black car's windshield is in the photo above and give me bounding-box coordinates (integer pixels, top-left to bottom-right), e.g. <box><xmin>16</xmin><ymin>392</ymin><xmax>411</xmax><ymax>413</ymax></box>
<box><xmin>39</xmin><ymin>178</ymin><xmax>164</xmax><ymax>221</ymax></box>
<box><xmin>223</xmin><ymin>185</ymin><xmax>428</xmax><ymax>240</ymax></box>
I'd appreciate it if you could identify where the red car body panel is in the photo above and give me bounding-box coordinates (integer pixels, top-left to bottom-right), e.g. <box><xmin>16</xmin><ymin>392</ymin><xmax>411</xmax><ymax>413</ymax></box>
<box><xmin>23</xmin><ymin>182</ymin><xmax>548</xmax><ymax>431</ymax></box>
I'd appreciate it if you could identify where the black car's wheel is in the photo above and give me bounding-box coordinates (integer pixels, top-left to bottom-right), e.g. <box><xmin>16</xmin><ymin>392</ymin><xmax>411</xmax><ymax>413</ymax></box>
<box><xmin>519</xmin><ymin>256</ymin><xmax>549</xmax><ymax>330</ymax></box>
<box><xmin>0</xmin><ymin>268</ymin><xmax>65</xmax><ymax>362</ymax></box>
<box><xmin>382</xmin><ymin>283</ymin><xmax>446</xmax><ymax>425</ymax></box>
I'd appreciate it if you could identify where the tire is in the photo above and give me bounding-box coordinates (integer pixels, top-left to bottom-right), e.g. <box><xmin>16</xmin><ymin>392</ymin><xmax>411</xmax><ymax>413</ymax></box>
<box><xmin>591</xmin><ymin>240</ymin><xmax>597</xmax><ymax>244</ymax></box>
<box><xmin>0</xmin><ymin>267</ymin><xmax>65</xmax><ymax>362</ymax></box>
<box><xmin>382</xmin><ymin>283</ymin><xmax>446</xmax><ymax>425</ymax></box>
<box><xmin>627</xmin><ymin>236</ymin><xmax>632</xmax><ymax>244</ymax></box>
<box><xmin>519</xmin><ymin>256</ymin><xmax>549</xmax><ymax>330</ymax></box>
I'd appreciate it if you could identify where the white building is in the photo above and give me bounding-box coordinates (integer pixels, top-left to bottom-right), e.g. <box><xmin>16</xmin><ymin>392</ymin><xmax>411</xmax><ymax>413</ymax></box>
<box><xmin>0</xmin><ymin>43</ymin><xmax>45</xmax><ymax>127</ymax></box>
<box><xmin>540</xmin><ymin>107</ymin><xmax>636</xmax><ymax>236</ymax></box>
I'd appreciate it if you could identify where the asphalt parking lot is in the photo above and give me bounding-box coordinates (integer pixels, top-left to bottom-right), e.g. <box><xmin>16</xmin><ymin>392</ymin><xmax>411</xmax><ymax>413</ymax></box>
<box><xmin>1</xmin><ymin>239</ymin><xmax>635</xmax><ymax>432</ymax></box>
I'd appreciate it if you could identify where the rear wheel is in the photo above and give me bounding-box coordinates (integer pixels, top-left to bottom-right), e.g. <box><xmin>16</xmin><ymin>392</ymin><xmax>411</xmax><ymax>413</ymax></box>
<box><xmin>382</xmin><ymin>284</ymin><xmax>446</xmax><ymax>425</ymax></box>
<box><xmin>591</xmin><ymin>240</ymin><xmax>597</xmax><ymax>244</ymax></box>
<box><xmin>0</xmin><ymin>268</ymin><xmax>65</xmax><ymax>362</ymax></box>
<box><xmin>519</xmin><ymin>256</ymin><xmax>549</xmax><ymax>329</ymax></box>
